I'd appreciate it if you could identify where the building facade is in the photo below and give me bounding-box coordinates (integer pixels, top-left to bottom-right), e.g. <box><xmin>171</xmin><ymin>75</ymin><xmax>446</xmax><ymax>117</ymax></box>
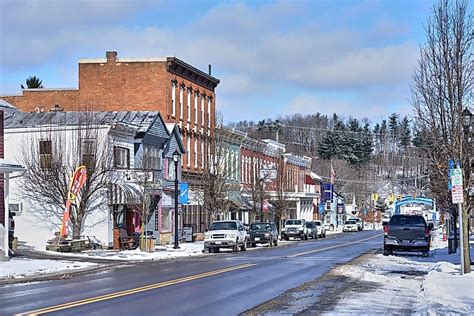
<box><xmin>4</xmin><ymin>111</ymin><xmax>185</xmax><ymax>248</ymax></box>
<box><xmin>1</xmin><ymin>51</ymin><xmax>219</xmax><ymax>237</ymax></box>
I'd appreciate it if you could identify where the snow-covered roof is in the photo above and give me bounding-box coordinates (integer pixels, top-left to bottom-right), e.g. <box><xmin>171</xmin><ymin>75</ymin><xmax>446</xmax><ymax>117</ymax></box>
<box><xmin>0</xmin><ymin>99</ymin><xmax>16</xmax><ymax>112</ymax></box>
<box><xmin>165</xmin><ymin>123</ymin><xmax>176</xmax><ymax>134</ymax></box>
<box><xmin>310</xmin><ymin>172</ymin><xmax>322</xmax><ymax>181</ymax></box>
<box><xmin>4</xmin><ymin>111</ymin><xmax>161</xmax><ymax>133</ymax></box>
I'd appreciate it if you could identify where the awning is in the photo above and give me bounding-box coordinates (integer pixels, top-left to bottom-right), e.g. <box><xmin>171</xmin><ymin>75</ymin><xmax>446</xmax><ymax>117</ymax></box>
<box><xmin>108</xmin><ymin>181</ymin><xmax>143</xmax><ymax>205</ymax></box>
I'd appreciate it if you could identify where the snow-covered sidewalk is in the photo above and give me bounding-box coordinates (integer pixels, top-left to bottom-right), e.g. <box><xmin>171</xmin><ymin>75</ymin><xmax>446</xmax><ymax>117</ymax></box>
<box><xmin>327</xmin><ymin>229</ymin><xmax>474</xmax><ymax>314</ymax></box>
<box><xmin>0</xmin><ymin>258</ymin><xmax>98</xmax><ymax>280</ymax></box>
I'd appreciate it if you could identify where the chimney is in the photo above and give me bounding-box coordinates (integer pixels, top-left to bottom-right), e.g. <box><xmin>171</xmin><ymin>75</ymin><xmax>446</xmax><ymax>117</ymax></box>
<box><xmin>208</xmin><ymin>64</ymin><xmax>212</xmax><ymax>76</ymax></box>
<box><xmin>106</xmin><ymin>51</ymin><xmax>118</xmax><ymax>63</ymax></box>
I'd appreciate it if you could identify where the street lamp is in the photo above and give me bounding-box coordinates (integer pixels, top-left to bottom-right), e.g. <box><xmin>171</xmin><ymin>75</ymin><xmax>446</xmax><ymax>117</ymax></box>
<box><xmin>172</xmin><ymin>150</ymin><xmax>181</xmax><ymax>249</ymax></box>
<box><xmin>461</xmin><ymin>107</ymin><xmax>472</xmax><ymax>128</ymax></box>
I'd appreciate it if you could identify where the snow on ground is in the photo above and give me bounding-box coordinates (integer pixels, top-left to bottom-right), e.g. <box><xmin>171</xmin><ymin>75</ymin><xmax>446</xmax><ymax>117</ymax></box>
<box><xmin>326</xmin><ymin>228</ymin><xmax>474</xmax><ymax>315</ymax></box>
<box><xmin>39</xmin><ymin>241</ymin><xmax>207</xmax><ymax>261</ymax></box>
<box><xmin>0</xmin><ymin>258</ymin><xmax>98</xmax><ymax>280</ymax></box>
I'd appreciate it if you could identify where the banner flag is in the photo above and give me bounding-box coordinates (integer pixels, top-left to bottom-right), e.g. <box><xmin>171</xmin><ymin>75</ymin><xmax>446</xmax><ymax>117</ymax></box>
<box><xmin>60</xmin><ymin>166</ymin><xmax>87</xmax><ymax>238</ymax></box>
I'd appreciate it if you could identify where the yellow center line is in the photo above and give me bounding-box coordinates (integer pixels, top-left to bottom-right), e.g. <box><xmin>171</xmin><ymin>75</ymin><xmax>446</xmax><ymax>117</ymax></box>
<box><xmin>18</xmin><ymin>263</ymin><xmax>257</xmax><ymax>316</ymax></box>
<box><xmin>287</xmin><ymin>233</ymin><xmax>382</xmax><ymax>258</ymax></box>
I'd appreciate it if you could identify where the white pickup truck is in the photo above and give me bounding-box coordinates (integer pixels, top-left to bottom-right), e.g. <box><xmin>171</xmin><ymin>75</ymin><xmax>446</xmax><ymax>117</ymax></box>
<box><xmin>203</xmin><ymin>220</ymin><xmax>248</xmax><ymax>253</ymax></box>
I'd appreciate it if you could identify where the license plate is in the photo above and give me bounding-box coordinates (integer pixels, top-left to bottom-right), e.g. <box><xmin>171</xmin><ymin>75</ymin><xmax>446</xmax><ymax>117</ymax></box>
<box><xmin>401</xmin><ymin>240</ymin><xmax>411</xmax><ymax>245</ymax></box>
<box><xmin>215</xmin><ymin>241</ymin><xmax>222</xmax><ymax>245</ymax></box>
<box><xmin>255</xmin><ymin>237</ymin><xmax>260</xmax><ymax>241</ymax></box>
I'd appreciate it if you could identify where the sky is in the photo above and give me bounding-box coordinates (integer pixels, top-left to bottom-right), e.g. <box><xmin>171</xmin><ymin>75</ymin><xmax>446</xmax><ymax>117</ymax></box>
<box><xmin>0</xmin><ymin>0</ymin><xmax>434</xmax><ymax>124</ymax></box>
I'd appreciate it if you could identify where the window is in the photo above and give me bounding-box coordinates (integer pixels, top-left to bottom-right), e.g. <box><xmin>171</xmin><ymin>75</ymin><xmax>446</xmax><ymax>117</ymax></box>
<box><xmin>39</xmin><ymin>140</ymin><xmax>52</xmax><ymax>169</ymax></box>
<box><xmin>207</xmin><ymin>97</ymin><xmax>211</xmax><ymax>128</ymax></box>
<box><xmin>114</xmin><ymin>146</ymin><xmax>130</xmax><ymax>169</ymax></box>
<box><xmin>167</xmin><ymin>158</ymin><xmax>177</xmax><ymax>179</ymax></box>
<box><xmin>179</xmin><ymin>85</ymin><xmax>183</xmax><ymax>119</ymax></box>
<box><xmin>194</xmin><ymin>138</ymin><xmax>198</xmax><ymax>168</ymax></box>
<box><xmin>143</xmin><ymin>145</ymin><xmax>160</xmax><ymax>170</ymax></box>
<box><xmin>171</xmin><ymin>81</ymin><xmax>176</xmax><ymax>117</ymax></box>
<box><xmin>81</xmin><ymin>139</ymin><xmax>96</xmax><ymax>165</ymax></box>
<box><xmin>186</xmin><ymin>136</ymin><xmax>191</xmax><ymax>167</ymax></box>
<box><xmin>194</xmin><ymin>92</ymin><xmax>198</xmax><ymax>124</ymax></box>
<box><xmin>201</xmin><ymin>95</ymin><xmax>205</xmax><ymax>126</ymax></box>
<box><xmin>201</xmin><ymin>141</ymin><xmax>204</xmax><ymax>169</ymax></box>
<box><xmin>187</xmin><ymin>89</ymin><xmax>191</xmax><ymax>122</ymax></box>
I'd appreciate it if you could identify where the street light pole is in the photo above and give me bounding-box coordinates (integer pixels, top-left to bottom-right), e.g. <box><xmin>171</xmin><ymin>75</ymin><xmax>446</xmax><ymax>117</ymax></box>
<box><xmin>172</xmin><ymin>150</ymin><xmax>181</xmax><ymax>249</ymax></box>
<box><xmin>460</xmin><ymin>107</ymin><xmax>472</xmax><ymax>274</ymax></box>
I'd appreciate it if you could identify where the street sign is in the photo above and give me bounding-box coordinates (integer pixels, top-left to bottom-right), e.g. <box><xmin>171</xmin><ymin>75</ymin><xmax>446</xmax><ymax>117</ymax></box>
<box><xmin>448</xmin><ymin>159</ymin><xmax>455</xmax><ymax>170</ymax></box>
<box><xmin>452</xmin><ymin>185</ymin><xmax>464</xmax><ymax>203</ymax></box>
<box><xmin>450</xmin><ymin>169</ymin><xmax>463</xmax><ymax>186</ymax></box>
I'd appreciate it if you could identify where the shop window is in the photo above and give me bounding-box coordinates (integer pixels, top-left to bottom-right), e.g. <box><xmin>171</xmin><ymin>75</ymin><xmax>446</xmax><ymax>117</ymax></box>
<box><xmin>39</xmin><ymin>139</ymin><xmax>52</xmax><ymax>169</ymax></box>
<box><xmin>114</xmin><ymin>146</ymin><xmax>130</xmax><ymax>169</ymax></box>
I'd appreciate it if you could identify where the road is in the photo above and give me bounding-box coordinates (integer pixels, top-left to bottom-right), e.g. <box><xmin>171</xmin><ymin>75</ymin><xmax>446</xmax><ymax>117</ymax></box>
<box><xmin>0</xmin><ymin>230</ymin><xmax>382</xmax><ymax>316</ymax></box>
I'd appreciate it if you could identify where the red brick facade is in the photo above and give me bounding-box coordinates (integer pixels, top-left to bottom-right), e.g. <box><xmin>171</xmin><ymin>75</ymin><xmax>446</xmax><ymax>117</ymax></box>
<box><xmin>1</xmin><ymin>51</ymin><xmax>220</xmax><ymax>177</ymax></box>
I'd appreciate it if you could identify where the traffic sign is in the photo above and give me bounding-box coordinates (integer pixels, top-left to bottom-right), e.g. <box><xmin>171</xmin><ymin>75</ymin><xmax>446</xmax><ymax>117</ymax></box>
<box><xmin>450</xmin><ymin>169</ymin><xmax>463</xmax><ymax>186</ymax></box>
<box><xmin>452</xmin><ymin>185</ymin><xmax>464</xmax><ymax>203</ymax></box>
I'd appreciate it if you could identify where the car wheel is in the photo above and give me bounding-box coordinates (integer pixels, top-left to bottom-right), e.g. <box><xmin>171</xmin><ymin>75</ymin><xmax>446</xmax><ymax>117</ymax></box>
<box><xmin>252</xmin><ymin>242</ymin><xmax>257</xmax><ymax>247</ymax></box>
<box><xmin>383</xmin><ymin>246</ymin><xmax>392</xmax><ymax>256</ymax></box>
<box><xmin>233</xmin><ymin>239</ymin><xmax>240</xmax><ymax>252</ymax></box>
<box><xmin>241</xmin><ymin>239</ymin><xmax>247</xmax><ymax>251</ymax></box>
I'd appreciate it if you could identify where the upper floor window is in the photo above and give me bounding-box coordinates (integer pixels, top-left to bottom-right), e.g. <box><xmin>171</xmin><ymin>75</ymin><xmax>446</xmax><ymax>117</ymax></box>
<box><xmin>186</xmin><ymin>136</ymin><xmax>191</xmax><ymax>167</ymax></box>
<box><xmin>201</xmin><ymin>95</ymin><xmax>205</xmax><ymax>127</ymax></box>
<box><xmin>114</xmin><ymin>146</ymin><xmax>130</xmax><ymax>169</ymax></box>
<box><xmin>81</xmin><ymin>139</ymin><xmax>96</xmax><ymax>166</ymax></box>
<box><xmin>187</xmin><ymin>89</ymin><xmax>191</xmax><ymax>122</ymax></box>
<box><xmin>194</xmin><ymin>138</ymin><xmax>198</xmax><ymax>168</ymax></box>
<box><xmin>171</xmin><ymin>81</ymin><xmax>176</xmax><ymax>117</ymax></box>
<box><xmin>179</xmin><ymin>85</ymin><xmax>184</xmax><ymax>119</ymax></box>
<box><xmin>194</xmin><ymin>92</ymin><xmax>198</xmax><ymax>124</ymax></box>
<box><xmin>39</xmin><ymin>139</ymin><xmax>52</xmax><ymax>169</ymax></box>
<box><xmin>201</xmin><ymin>141</ymin><xmax>205</xmax><ymax>169</ymax></box>
<box><xmin>143</xmin><ymin>145</ymin><xmax>161</xmax><ymax>170</ymax></box>
<box><xmin>207</xmin><ymin>97</ymin><xmax>211</xmax><ymax>128</ymax></box>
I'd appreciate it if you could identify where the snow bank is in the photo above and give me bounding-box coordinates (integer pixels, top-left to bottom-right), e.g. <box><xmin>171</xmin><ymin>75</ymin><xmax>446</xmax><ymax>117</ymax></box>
<box><xmin>0</xmin><ymin>258</ymin><xmax>98</xmax><ymax>279</ymax></box>
<box><xmin>39</xmin><ymin>241</ymin><xmax>207</xmax><ymax>261</ymax></box>
<box><xmin>329</xmin><ymin>229</ymin><xmax>474</xmax><ymax>314</ymax></box>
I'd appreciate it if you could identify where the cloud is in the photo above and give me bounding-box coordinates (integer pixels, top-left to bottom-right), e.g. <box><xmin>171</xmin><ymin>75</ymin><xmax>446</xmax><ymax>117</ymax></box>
<box><xmin>1</xmin><ymin>0</ymin><xmax>421</xmax><ymax>124</ymax></box>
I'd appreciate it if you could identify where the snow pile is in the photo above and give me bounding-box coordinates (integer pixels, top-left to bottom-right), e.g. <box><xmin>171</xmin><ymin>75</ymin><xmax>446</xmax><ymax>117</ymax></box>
<box><xmin>41</xmin><ymin>241</ymin><xmax>206</xmax><ymax>261</ymax></box>
<box><xmin>329</xmin><ymin>230</ymin><xmax>474</xmax><ymax>314</ymax></box>
<box><xmin>0</xmin><ymin>258</ymin><xmax>98</xmax><ymax>279</ymax></box>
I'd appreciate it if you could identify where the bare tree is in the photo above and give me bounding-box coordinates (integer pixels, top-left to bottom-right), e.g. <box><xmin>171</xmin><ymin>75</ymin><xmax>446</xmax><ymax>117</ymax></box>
<box><xmin>411</xmin><ymin>0</ymin><xmax>473</xmax><ymax>272</ymax></box>
<box><xmin>19</xmin><ymin>112</ymin><xmax>114</xmax><ymax>239</ymax></box>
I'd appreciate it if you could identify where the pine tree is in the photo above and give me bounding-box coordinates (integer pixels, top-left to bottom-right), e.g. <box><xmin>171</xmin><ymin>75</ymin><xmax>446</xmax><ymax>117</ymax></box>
<box><xmin>399</xmin><ymin>116</ymin><xmax>411</xmax><ymax>149</ymax></box>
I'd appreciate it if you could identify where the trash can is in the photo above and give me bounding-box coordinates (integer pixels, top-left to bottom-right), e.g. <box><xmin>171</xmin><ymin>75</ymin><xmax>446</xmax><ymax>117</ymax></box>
<box><xmin>140</xmin><ymin>237</ymin><xmax>156</xmax><ymax>252</ymax></box>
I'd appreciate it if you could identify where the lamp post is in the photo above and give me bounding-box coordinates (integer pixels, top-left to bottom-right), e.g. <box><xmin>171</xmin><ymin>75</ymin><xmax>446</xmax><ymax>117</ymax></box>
<box><xmin>172</xmin><ymin>150</ymin><xmax>181</xmax><ymax>249</ymax></box>
<box><xmin>460</xmin><ymin>107</ymin><xmax>472</xmax><ymax>274</ymax></box>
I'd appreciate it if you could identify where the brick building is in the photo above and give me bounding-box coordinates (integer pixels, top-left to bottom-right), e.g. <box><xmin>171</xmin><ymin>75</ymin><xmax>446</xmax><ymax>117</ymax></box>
<box><xmin>2</xmin><ymin>51</ymin><xmax>220</xmax><ymax>234</ymax></box>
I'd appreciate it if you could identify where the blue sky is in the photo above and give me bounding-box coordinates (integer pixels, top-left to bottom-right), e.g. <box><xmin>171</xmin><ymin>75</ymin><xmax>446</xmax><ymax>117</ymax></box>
<box><xmin>0</xmin><ymin>0</ymin><xmax>434</xmax><ymax>123</ymax></box>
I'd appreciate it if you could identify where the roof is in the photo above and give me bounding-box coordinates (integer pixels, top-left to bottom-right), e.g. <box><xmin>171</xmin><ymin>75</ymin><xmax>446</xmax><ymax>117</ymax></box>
<box><xmin>4</xmin><ymin>111</ymin><xmax>162</xmax><ymax>133</ymax></box>
<box><xmin>0</xmin><ymin>99</ymin><xmax>16</xmax><ymax>112</ymax></box>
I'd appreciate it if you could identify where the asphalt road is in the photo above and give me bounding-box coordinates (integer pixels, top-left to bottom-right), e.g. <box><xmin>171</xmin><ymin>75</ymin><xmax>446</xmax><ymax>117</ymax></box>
<box><xmin>0</xmin><ymin>230</ymin><xmax>382</xmax><ymax>316</ymax></box>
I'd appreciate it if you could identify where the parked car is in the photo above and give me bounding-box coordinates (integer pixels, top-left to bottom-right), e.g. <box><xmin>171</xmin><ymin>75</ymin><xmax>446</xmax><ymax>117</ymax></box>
<box><xmin>353</xmin><ymin>218</ymin><xmax>364</xmax><ymax>231</ymax></box>
<box><xmin>343</xmin><ymin>220</ymin><xmax>358</xmax><ymax>232</ymax></box>
<box><xmin>203</xmin><ymin>220</ymin><xmax>247</xmax><ymax>253</ymax></box>
<box><xmin>384</xmin><ymin>214</ymin><xmax>432</xmax><ymax>257</ymax></box>
<box><xmin>247</xmin><ymin>222</ymin><xmax>279</xmax><ymax>247</ymax></box>
<box><xmin>314</xmin><ymin>220</ymin><xmax>326</xmax><ymax>238</ymax></box>
<box><xmin>282</xmin><ymin>219</ymin><xmax>308</xmax><ymax>240</ymax></box>
<box><xmin>305</xmin><ymin>221</ymin><xmax>318</xmax><ymax>239</ymax></box>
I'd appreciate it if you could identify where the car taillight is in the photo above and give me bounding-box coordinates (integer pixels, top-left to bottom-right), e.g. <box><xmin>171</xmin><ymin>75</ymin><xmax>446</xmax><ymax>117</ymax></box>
<box><xmin>383</xmin><ymin>226</ymin><xmax>389</xmax><ymax>235</ymax></box>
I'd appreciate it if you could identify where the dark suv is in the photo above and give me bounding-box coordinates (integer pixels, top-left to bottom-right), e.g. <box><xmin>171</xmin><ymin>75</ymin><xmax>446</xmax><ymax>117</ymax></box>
<box><xmin>384</xmin><ymin>214</ymin><xmax>432</xmax><ymax>257</ymax></box>
<box><xmin>247</xmin><ymin>222</ymin><xmax>279</xmax><ymax>247</ymax></box>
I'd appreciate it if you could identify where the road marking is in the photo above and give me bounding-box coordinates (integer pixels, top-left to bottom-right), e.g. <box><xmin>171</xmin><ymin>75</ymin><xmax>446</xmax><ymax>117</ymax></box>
<box><xmin>286</xmin><ymin>233</ymin><xmax>382</xmax><ymax>258</ymax></box>
<box><xmin>18</xmin><ymin>263</ymin><xmax>256</xmax><ymax>315</ymax></box>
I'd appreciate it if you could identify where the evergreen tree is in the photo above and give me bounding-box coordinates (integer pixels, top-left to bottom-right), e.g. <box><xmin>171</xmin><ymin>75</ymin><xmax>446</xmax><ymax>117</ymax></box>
<box><xmin>21</xmin><ymin>76</ymin><xmax>43</xmax><ymax>89</ymax></box>
<box><xmin>388</xmin><ymin>113</ymin><xmax>399</xmax><ymax>140</ymax></box>
<box><xmin>399</xmin><ymin>116</ymin><xmax>411</xmax><ymax>149</ymax></box>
